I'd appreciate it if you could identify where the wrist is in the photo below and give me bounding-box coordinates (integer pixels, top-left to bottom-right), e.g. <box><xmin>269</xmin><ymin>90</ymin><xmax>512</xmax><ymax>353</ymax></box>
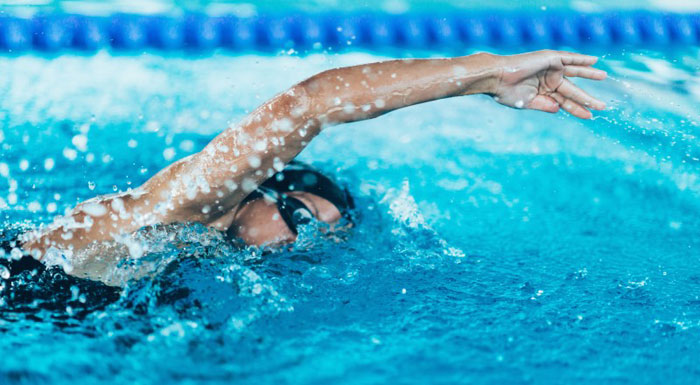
<box><xmin>456</xmin><ymin>52</ymin><xmax>504</xmax><ymax>96</ymax></box>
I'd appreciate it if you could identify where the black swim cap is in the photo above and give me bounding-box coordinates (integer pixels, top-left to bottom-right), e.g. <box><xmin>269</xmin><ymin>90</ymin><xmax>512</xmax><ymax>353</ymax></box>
<box><xmin>236</xmin><ymin>161</ymin><xmax>354</xmax><ymax>235</ymax></box>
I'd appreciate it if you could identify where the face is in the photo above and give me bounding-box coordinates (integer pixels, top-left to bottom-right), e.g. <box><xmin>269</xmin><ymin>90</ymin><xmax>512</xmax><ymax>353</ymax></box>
<box><xmin>228</xmin><ymin>191</ymin><xmax>343</xmax><ymax>246</ymax></box>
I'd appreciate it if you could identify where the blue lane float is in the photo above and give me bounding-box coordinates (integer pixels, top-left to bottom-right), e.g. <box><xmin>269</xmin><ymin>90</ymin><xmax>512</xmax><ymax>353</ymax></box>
<box><xmin>0</xmin><ymin>12</ymin><xmax>698</xmax><ymax>52</ymax></box>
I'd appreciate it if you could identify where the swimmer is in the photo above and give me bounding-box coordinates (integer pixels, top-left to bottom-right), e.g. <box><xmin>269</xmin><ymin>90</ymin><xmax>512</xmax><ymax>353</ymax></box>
<box><xmin>12</xmin><ymin>50</ymin><xmax>606</xmax><ymax>283</ymax></box>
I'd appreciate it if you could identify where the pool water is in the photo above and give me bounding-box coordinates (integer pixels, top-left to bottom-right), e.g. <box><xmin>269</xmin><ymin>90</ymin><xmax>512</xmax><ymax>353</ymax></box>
<box><xmin>1</xmin><ymin>48</ymin><xmax>699</xmax><ymax>384</ymax></box>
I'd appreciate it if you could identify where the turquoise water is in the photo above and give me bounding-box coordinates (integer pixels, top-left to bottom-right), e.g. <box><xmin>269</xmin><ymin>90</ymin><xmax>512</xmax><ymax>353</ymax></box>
<box><xmin>1</xmin><ymin>48</ymin><xmax>700</xmax><ymax>383</ymax></box>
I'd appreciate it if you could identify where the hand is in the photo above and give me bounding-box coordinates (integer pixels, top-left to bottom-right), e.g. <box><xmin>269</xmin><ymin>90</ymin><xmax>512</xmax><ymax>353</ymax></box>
<box><xmin>491</xmin><ymin>50</ymin><xmax>607</xmax><ymax>119</ymax></box>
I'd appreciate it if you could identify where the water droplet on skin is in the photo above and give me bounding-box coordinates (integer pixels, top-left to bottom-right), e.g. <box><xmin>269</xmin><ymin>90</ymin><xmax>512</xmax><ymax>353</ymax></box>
<box><xmin>242</xmin><ymin>178</ymin><xmax>257</xmax><ymax>192</ymax></box>
<box><xmin>254</xmin><ymin>141</ymin><xmax>267</xmax><ymax>151</ymax></box>
<box><xmin>248</xmin><ymin>156</ymin><xmax>261</xmax><ymax>168</ymax></box>
<box><xmin>224</xmin><ymin>180</ymin><xmax>238</xmax><ymax>192</ymax></box>
<box><xmin>82</xmin><ymin>203</ymin><xmax>107</xmax><ymax>217</ymax></box>
<box><xmin>273</xmin><ymin>157</ymin><xmax>285</xmax><ymax>172</ymax></box>
<box><xmin>515</xmin><ymin>100</ymin><xmax>524</xmax><ymax>108</ymax></box>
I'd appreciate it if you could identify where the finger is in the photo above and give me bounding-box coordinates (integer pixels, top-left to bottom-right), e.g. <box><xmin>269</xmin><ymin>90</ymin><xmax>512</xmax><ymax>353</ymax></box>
<box><xmin>564</xmin><ymin>65</ymin><xmax>607</xmax><ymax>80</ymax></box>
<box><xmin>551</xmin><ymin>92</ymin><xmax>592</xmax><ymax>119</ymax></box>
<box><xmin>557</xmin><ymin>79</ymin><xmax>606</xmax><ymax>110</ymax></box>
<box><xmin>558</xmin><ymin>52</ymin><xmax>598</xmax><ymax>66</ymax></box>
<box><xmin>527</xmin><ymin>94</ymin><xmax>560</xmax><ymax>113</ymax></box>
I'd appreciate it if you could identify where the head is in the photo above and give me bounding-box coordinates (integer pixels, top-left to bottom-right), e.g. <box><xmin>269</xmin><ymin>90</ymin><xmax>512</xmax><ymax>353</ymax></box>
<box><xmin>226</xmin><ymin>161</ymin><xmax>354</xmax><ymax>246</ymax></box>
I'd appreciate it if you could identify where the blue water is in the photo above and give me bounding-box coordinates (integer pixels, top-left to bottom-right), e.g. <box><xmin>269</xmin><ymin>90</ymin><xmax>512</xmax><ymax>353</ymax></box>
<box><xmin>1</xmin><ymin>48</ymin><xmax>699</xmax><ymax>384</ymax></box>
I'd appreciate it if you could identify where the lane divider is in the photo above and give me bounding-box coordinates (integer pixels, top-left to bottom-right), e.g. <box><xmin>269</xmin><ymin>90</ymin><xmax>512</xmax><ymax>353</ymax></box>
<box><xmin>0</xmin><ymin>12</ymin><xmax>697</xmax><ymax>52</ymax></box>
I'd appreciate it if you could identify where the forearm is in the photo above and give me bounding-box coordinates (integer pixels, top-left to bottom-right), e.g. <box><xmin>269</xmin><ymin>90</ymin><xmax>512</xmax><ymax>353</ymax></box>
<box><xmin>300</xmin><ymin>52</ymin><xmax>501</xmax><ymax>125</ymax></box>
<box><xmin>22</xmin><ymin>187</ymin><xmax>159</xmax><ymax>258</ymax></box>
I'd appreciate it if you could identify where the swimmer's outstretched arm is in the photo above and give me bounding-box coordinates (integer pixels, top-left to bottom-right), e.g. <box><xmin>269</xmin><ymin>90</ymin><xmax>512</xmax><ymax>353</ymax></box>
<box><xmin>24</xmin><ymin>50</ymin><xmax>606</xmax><ymax>259</ymax></box>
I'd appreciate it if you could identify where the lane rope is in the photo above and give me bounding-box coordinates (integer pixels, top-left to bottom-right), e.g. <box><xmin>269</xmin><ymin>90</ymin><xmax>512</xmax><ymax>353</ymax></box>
<box><xmin>0</xmin><ymin>12</ymin><xmax>697</xmax><ymax>52</ymax></box>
